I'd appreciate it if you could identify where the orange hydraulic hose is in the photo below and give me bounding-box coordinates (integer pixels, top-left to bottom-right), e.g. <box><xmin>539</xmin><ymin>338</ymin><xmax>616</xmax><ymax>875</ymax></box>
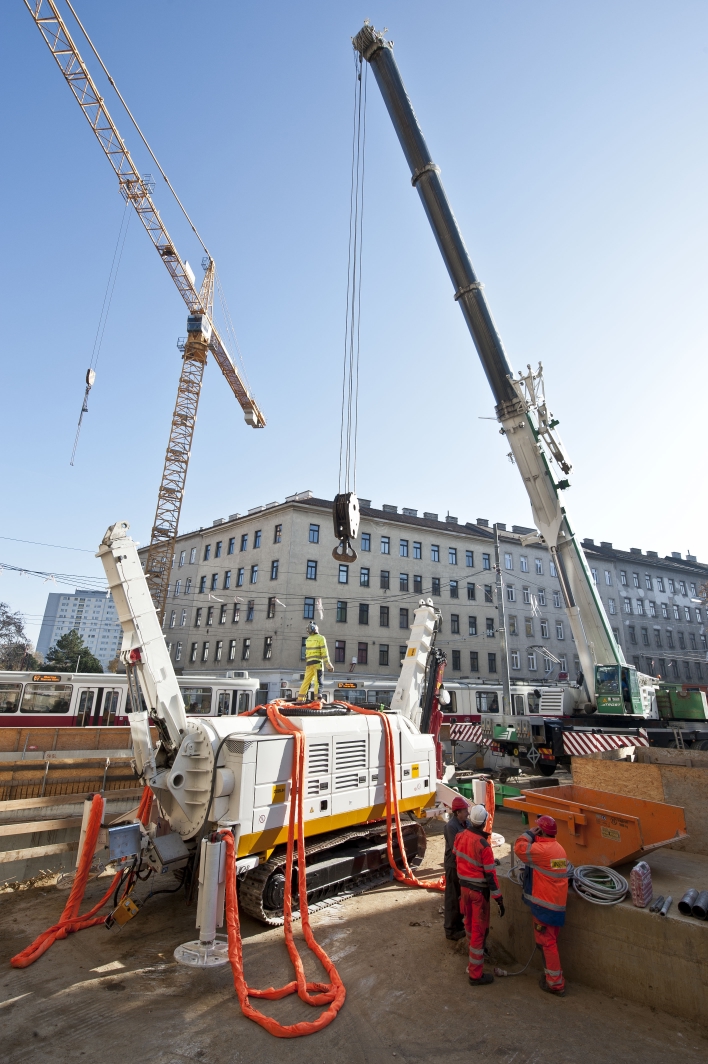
<box><xmin>484</xmin><ymin>778</ymin><xmax>496</xmax><ymax>835</ymax></box>
<box><xmin>10</xmin><ymin>786</ymin><xmax>153</xmax><ymax>969</ymax></box>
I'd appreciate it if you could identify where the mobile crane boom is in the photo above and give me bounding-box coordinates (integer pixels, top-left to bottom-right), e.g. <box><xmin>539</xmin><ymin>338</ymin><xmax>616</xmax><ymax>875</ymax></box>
<box><xmin>353</xmin><ymin>24</ymin><xmax>624</xmax><ymax>707</ymax></box>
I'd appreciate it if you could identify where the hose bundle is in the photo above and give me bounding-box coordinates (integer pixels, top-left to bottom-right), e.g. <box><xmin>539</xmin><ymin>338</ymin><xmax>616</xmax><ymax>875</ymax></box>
<box><xmin>572</xmin><ymin>865</ymin><xmax>628</xmax><ymax>905</ymax></box>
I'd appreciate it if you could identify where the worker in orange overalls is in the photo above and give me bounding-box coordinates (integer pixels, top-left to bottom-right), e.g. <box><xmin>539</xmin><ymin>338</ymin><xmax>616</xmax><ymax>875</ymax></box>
<box><xmin>453</xmin><ymin>803</ymin><xmax>504</xmax><ymax>986</ymax></box>
<box><xmin>514</xmin><ymin>814</ymin><xmax>569</xmax><ymax>996</ymax></box>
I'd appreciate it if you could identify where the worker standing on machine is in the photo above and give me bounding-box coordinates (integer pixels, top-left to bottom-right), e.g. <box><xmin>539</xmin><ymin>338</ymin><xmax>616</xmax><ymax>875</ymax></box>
<box><xmin>454</xmin><ymin>803</ymin><xmax>504</xmax><ymax>986</ymax></box>
<box><xmin>443</xmin><ymin>796</ymin><xmax>471</xmax><ymax>941</ymax></box>
<box><xmin>514</xmin><ymin>814</ymin><xmax>568</xmax><ymax>996</ymax></box>
<box><xmin>297</xmin><ymin>622</ymin><xmax>334</xmax><ymax>702</ymax></box>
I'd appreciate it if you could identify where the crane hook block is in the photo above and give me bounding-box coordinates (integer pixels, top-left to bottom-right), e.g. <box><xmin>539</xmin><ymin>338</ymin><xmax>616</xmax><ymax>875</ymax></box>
<box><xmin>332</xmin><ymin>493</ymin><xmax>360</xmax><ymax>564</ymax></box>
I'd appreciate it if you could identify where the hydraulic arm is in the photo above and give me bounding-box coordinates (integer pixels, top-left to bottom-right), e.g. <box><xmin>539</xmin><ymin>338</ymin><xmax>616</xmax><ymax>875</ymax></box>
<box><xmin>353</xmin><ymin>24</ymin><xmax>623</xmax><ymax>703</ymax></box>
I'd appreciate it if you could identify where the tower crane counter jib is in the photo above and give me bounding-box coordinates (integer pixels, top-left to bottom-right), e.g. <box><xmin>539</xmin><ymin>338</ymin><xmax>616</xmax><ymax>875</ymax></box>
<box><xmin>352</xmin><ymin>23</ymin><xmax>653</xmax><ymax>717</ymax></box>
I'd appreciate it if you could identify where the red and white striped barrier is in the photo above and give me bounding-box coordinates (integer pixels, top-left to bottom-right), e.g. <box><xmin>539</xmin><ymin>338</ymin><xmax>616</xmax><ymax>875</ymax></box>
<box><xmin>448</xmin><ymin>723</ymin><xmax>486</xmax><ymax>744</ymax></box>
<box><xmin>563</xmin><ymin>730</ymin><xmax>649</xmax><ymax>756</ymax></box>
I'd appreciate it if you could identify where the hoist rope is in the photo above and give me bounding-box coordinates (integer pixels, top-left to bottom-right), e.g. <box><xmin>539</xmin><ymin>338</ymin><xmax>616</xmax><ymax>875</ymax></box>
<box><xmin>64</xmin><ymin>0</ymin><xmax>211</xmax><ymax>260</ymax></box>
<box><xmin>338</xmin><ymin>52</ymin><xmax>367</xmax><ymax>495</ymax></box>
<box><xmin>215</xmin><ymin>268</ymin><xmax>254</xmax><ymax>394</ymax></box>
<box><xmin>225</xmin><ymin>698</ymin><xmax>443</xmax><ymax>1038</ymax></box>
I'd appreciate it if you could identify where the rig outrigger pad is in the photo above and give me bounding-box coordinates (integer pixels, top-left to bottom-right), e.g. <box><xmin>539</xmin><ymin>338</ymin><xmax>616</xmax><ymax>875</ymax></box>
<box><xmin>332</xmin><ymin>492</ymin><xmax>360</xmax><ymax>563</ymax></box>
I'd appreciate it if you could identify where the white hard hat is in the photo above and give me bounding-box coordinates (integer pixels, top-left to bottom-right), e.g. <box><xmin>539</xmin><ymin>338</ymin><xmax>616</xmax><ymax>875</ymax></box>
<box><xmin>469</xmin><ymin>804</ymin><xmax>488</xmax><ymax>826</ymax></box>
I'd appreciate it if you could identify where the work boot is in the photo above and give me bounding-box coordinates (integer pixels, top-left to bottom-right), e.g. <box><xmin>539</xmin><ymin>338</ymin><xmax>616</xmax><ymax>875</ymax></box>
<box><xmin>446</xmin><ymin>930</ymin><xmax>466</xmax><ymax>941</ymax></box>
<box><xmin>469</xmin><ymin>973</ymin><xmax>494</xmax><ymax>986</ymax></box>
<box><xmin>538</xmin><ymin>974</ymin><xmax>565</xmax><ymax>997</ymax></box>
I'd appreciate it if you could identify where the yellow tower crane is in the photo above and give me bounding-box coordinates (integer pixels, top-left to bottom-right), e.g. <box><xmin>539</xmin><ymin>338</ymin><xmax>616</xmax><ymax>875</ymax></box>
<box><xmin>25</xmin><ymin>0</ymin><xmax>266</xmax><ymax>623</ymax></box>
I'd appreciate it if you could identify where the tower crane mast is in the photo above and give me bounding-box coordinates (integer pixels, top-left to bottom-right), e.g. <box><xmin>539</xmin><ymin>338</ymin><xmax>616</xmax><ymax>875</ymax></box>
<box><xmin>25</xmin><ymin>0</ymin><xmax>266</xmax><ymax>622</ymax></box>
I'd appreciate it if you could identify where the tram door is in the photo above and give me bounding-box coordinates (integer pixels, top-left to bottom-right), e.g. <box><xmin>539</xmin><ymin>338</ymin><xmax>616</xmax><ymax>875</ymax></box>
<box><xmin>76</xmin><ymin>687</ymin><xmax>121</xmax><ymax>727</ymax></box>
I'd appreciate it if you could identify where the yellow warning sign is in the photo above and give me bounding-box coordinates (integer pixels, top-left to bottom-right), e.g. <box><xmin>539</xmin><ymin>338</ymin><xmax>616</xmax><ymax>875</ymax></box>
<box><xmin>272</xmin><ymin>783</ymin><xmax>286</xmax><ymax>804</ymax></box>
<box><xmin>411</xmin><ymin>764</ymin><xmax>419</xmax><ymax>778</ymax></box>
<box><xmin>407</xmin><ymin>647</ymin><xmax>416</xmax><ymax>657</ymax></box>
<box><xmin>601</xmin><ymin>826</ymin><xmax>621</xmax><ymax>841</ymax></box>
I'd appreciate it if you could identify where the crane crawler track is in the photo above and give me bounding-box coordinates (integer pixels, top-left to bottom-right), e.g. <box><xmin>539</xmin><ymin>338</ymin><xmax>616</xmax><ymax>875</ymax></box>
<box><xmin>239</xmin><ymin>820</ymin><xmax>426</xmax><ymax>926</ymax></box>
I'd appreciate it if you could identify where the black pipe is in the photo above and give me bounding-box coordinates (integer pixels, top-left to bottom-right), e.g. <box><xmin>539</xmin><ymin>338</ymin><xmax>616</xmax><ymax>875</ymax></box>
<box><xmin>649</xmin><ymin>895</ymin><xmax>664</xmax><ymax>913</ymax></box>
<box><xmin>678</xmin><ymin>888</ymin><xmax>699</xmax><ymax>915</ymax></box>
<box><xmin>692</xmin><ymin>889</ymin><xmax>708</xmax><ymax>919</ymax></box>
<box><xmin>352</xmin><ymin>24</ymin><xmax>517</xmax><ymax>408</ymax></box>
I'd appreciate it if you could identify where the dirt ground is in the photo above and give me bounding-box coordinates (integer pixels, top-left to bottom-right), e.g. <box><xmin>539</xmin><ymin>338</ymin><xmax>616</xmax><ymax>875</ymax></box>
<box><xmin>1</xmin><ymin>811</ymin><xmax>707</xmax><ymax>1064</ymax></box>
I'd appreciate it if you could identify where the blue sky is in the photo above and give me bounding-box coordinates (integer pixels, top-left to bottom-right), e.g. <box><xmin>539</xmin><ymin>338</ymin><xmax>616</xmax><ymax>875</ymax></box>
<box><xmin>2</xmin><ymin>1</ymin><xmax>707</xmax><ymax>644</ymax></box>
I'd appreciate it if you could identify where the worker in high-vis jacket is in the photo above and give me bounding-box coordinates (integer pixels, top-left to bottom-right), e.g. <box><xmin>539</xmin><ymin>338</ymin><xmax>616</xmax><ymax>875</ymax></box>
<box><xmin>443</xmin><ymin>796</ymin><xmax>471</xmax><ymax>941</ymax></box>
<box><xmin>297</xmin><ymin>622</ymin><xmax>334</xmax><ymax>702</ymax></box>
<box><xmin>454</xmin><ymin>803</ymin><xmax>504</xmax><ymax>986</ymax></box>
<box><xmin>514</xmin><ymin>814</ymin><xmax>569</xmax><ymax>996</ymax></box>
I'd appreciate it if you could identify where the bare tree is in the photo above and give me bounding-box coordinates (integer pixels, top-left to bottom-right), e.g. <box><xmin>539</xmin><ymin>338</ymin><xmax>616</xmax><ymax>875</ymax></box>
<box><xmin>0</xmin><ymin>602</ymin><xmax>40</xmax><ymax>671</ymax></box>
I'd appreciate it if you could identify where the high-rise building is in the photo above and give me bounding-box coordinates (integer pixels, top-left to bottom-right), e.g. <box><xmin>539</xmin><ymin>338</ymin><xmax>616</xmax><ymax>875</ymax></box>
<box><xmin>36</xmin><ymin>589</ymin><xmax>122</xmax><ymax>671</ymax></box>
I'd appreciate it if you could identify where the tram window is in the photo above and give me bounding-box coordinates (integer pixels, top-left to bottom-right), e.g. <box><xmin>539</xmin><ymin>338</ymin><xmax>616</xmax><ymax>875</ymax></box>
<box><xmin>101</xmin><ymin>690</ymin><xmax>120</xmax><ymax>726</ymax></box>
<box><xmin>476</xmin><ymin>691</ymin><xmax>499</xmax><ymax>713</ymax></box>
<box><xmin>255</xmin><ymin>687</ymin><xmax>269</xmax><ymax>706</ymax></box>
<box><xmin>21</xmin><ymin>683</ymin><xmax>72</xmax><ymax>714</ymax></box>
<box><xmin>217</xmin><ymin>691</ymin><xmax>231</xmax><ymax>716</ymax></box>
<box><xmin>181</xmin><ymin>687</ymin><xmax>213</xmax><ymax>714</ymax></box>
<box><xmin>527</xmin><ymin>692</ymin><xmax>541</xmax><ymax>714</ymax></box>
<box><xmin>442</xmin><ymin>690</ymin><xmax>457</xmax><ymax>712</ymax></box>
<box><xmin>238</xmin><ymin>691</ymin><xmax>251</xmax><ymax>713</ymax></box>
<box><xmin>0</xmin><ymin>684</ymin><xmax>22</xmax><ymax>712</ymax></box>
<box><xmin>513</xmin><ymin>694</ymin><xmax>525</xmax><ymax>715</ymax></box>
<box><xmin>77</xmin><ymin>689</ymin><xmax>95</xmax><ymax>726</ymax></box>
<box><xmin>126</xmin><ymin>687</ymin><xmax>148</xmax><ymax>714</ymax></box>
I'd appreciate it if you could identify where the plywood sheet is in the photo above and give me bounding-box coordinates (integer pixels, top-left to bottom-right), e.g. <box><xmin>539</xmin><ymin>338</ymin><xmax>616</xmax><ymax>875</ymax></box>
<box><xmin>660</xmin><ymin>766</ymin><xmax>708</xmax><ymax>856</ymax></box>
<box><xmin>571</xmin><ymin>758</ymin><xmax>664</xmax><ymax>802</ymax></box>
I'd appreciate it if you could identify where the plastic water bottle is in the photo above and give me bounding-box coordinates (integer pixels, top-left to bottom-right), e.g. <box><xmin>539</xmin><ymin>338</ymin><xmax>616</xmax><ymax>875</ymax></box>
<box><xmin>630</xmin><ymin>861</ymin><xmax>653</xmax><ymax>908</ymax></box>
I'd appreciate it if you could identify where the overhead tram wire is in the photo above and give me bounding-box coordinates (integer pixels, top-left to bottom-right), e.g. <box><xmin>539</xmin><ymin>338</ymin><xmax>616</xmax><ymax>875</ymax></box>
<box><xmin>338</xmin><ymin>52</ymin><xmax>367</xmax><ymax>497</ymax></box>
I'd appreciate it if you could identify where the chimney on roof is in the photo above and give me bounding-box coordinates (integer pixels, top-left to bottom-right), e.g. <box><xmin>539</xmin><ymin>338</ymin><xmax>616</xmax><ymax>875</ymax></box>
<box><xmin>600</xmin><ymin>541</ymin><xmax>612</xmax><ymax>549</ymax></box>
<box><xmin>402</xmin><ymin>508</ymin><xmax>418</xmax><ymax>517</ymax></box>
<box><xmin>228</xmin><ymin>513</ymin><xmax>240</xmax><ymax>521</ymax></box>
<box><xmin>495</xmin><ymin>522</ymin><xmax>506</xmax><ymax>531</ymax></box>
<box><xmin>212</xmin><ymin>518</ymin><xmax>225</xmax><ymax>526</ymax></box>
<box><xmin>382</xmin><ymin>504</ymin><xmax>398</xmax><ymax>514</ymax></box>
<box><xmin>646</xmin><ymin>551</ymin><xmax>658</xmax><ymax>559</ymax></box>
<box><xmin>424</xmin><ymin>512</ymin><xmax>438</xmax><ymax>521</ymax></box>
<box><xmin>477</xmin><ymin>518</ymin><xmax>489</xmax><ymax>527</ymax></box>
<box><xmin>630</xmin><ymin>548</ymin><xmax>642</xmax><ymax>555</ymax></box>
<box><xmin>446</xmin><ymin>514</ymin><xmax>458</xmax><ymax>524</ymax></box>
<box><xmin>687</xmin><ymin>553</ymin><xmax>697</xmax><ymax>563</ymax></box>
<box><xmin>671</xmin><ymin>552</ymin><xmax>682</xmax><ymax>559</ymax></box>
<box><xmin>358</xmin><ymin>499</ymin><xmax>372</xmax><ymax>508</ymax></box>
<box><xmin>583</xmin><ymin>538</ymin><xmax>595</xmax><ymax>546</ymax></box>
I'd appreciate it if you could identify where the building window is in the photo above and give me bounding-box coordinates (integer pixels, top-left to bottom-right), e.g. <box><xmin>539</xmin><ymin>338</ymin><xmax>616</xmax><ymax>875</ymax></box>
<box><xmin>399</xmin><ymin>573</ymin><xmax>408</xmax><ymax>592</ymax></box>
<box><xmin>450</xmin><ymin>614</ymin><xmax>460</xmax><ymax>634</ymax></box>
<box><xmin>250</xmin><ymin>565</ymin><xmax>258</xmax><ymax>584</ymax></box>
<box><xmin>204</xmin><ymin>544</ymin><xmax>212</xmax><ymax>561</ymax></box>
<box><xmin>608</xmin><ymin>598</ymin><xmax>616</xmax><ymax>615</ymax></box>
<box><xmin>701</xmin><ymin>635</ymin><xmax>707</xmax><ymax>651</ymax></box>
<box><xmin>270</xmin><ymin>559</ymin><xmax>279</xmax><ymax>580</ymax></box>
<box><xmin>242</xmin><ymin>638</ymin><xmax>250</xmax><ymax>661</ymax></box>
<box><xmin>335</xmin><ymin>640</ymin><xmax>346</xmax><ymax>663</ymax></box>
<box><xmin>263</xmin><ymin>636</ymin><xmax>273</xmax><ymax>660</ymax></box>
<box><xmin>379</xmin><ymin>644</ymin><xmax>389</xmax><ymax>666</ymax></box>
<box><xmin>214</xmin><ymin>640</ymin><xmax>223</xmax><ymax>663</ymax></box>
<box><xmin>504</xmin><ymin>553</ymin><xmax>513</xmax><ymax>570</ymax></box>
<box><xmin>228</xmin><ymin>639</ymin><xmax>236</xmax><ymax>661</ymax></box>
<box><xmin>449</xmin><ymin>547</ymin><xmax>457</xmax><ymax>565</ymax></box>
<box><xmin>655</xmin><ymin>577</ymin><xmax>664</xmax><ymax>593</ymax></box>
<box><xmin>267</xmin><ymin>597</ymin><xmax>276</xmax><ymax>619</ymax></box>
<box><xmin>237</xmin><ymin>568</ymin><xmax>245</xmax><ymax>587</ymax></box>
<box><xmin>672</xmin><ymin>605</ymin><xmax>680</xmax><ymax>620</ymax></box>
<box><xmin>274</xmin><ymin>524</ymin><xmax>282</xmax><ymax>544</ymax></box>
<box><xmin>304</xmin><ymin>598</ymin><xmax>315</xmax><ymax>619</ymax></box>
<box><xmin>246</xmin><ymin>601</ymin><xmax>255</xmax><ymax>622</ymax></box>
<box><xmin>209</xmin><ymin>573</ymin><xmax>218</xmax><ymax>591</ymax></box>
<box><xmin>679</xmin><ymin>581</ymin><xmax>687</xmax><ymax>596</ymax></box>
<box><xmin>361</xmin><ymin>533</ymin><xmax>371</xmax><ymax>551</ymax></box>
<box><xmin>306</xmin><ymin>560</ymin><xmax>317</xmax><ymax>580</ymax></box>
<box><xmin>400</xmin><ymin>539</ymin><xmax>409</xmax><ymax>558</ymax></box>
<box><xmin>195</xmin><ymin>607</ymin><xmax>203</xmax><ymax>627</ymax></box>
<box><xmin>549</xmin><ymin>561</ymin><xmax>557</xmax><ymax>578</ymax></box>
<box><xmin>175</xmin><ymin>641</ymin><xmax>183</xmax><ymax>662</ymax></box>
<box><xmin>432</xmin><ymin>577</ymin><xmax>441</xmax><ymax>596</ymax></box>
<box><xmin>452</xmin><ymin>649</ymin><xmax>461</xmax><ymax>670</ymax></box>
<box><xmin>220</xmin><ymin>604</ymin><xmax>228</xmax><ymax>624</ymax></box>
<box><xmin>655</xmin><ymin>629</ymin><xmax>663</xmax><ymax>648</ymax></box>
<box><xmin>591</xmin><ymin>568</ymin><xmax>598</xmax><ymax>585</ymax></box>
<box><xmin>482</xmin><ymin>553</ymin><xmax>491</xmax><ymax>570</ymax></box>
<box><xmin>660</xmin><ymin>602</ymin><xmax>669</xmax><ymax>618</ymax></box>
<box><xmin>540</xmin><ymin>620</ymin><xmax>549</xmax><ymax>638</ymax></box>
<box><xmin>301</xmin><ymin>637</ymin><xmax>307</xmax><ymax>661</ymax></box>
<box><xmin>380</xmin><ymin>570</ymin><xmax>390</xmax><ymax>590</ymax></box>
<box><xmin>510</xmin><ymin>651</ymin><xmax>520</xmax><ymax>670</ymax></box>
<box><xmin>450</xmin><ymin>580</ymin><xmax>459</xmax><ymax>598</ymax></box>
<box><xmin>199</xmin><ymin>576</ymin><xmax>207</xmax><ymax>594</ymax></box>
<box><xmin>201</xmin><ymin>641</ymin><xmax>209</xmax><ymax>663</ymax></box>
<box><xmin>506</xmin><ymin>586</ymin><xmax>516</xmax><ymax>602</ymax></box>
<box><xmin>467</xmin><ymin>583</ymin><xmax>476</xmax><ymax>601</ymax></box>
<box><xmin>337</xmin><ymin>565</ymin><xmax>348</xmax><ymax>585</ymax></box>
<box><xmin>525</xmin><ymin>618</ymin><xmax>534</xmax><ymax>637</ymax></box>
<box><xmin>379</xmin><ymin>605</ymin><xmax>390</xmax><ymax>627</ymax></box>
<box><xmin>683</xmin><ymin>660</ymin><xmax>692</xmax><ymax>679</ymax></box>
<box><xmin>668</xmin><ymin>579</ymin><xmax>675</xmax><ymax>593</ymax></box>
<box><xmin>556</xmin><ymin>622</ymin><xmax>564</xmax><ymax>639</ymax></box>
<box><xmin>226</xmin><ymin>538</ymin><xmax>235</xmax><ymax>556</ymax></box>
<box><xmin>690</xmin><ymin>582</ymin><xmax>697</xmax><ymax>596</ymax></box>
<box><xmin>464</xmin><ymin>615</ymin><xmax>476</xmax><ymax>637</ymax></box>
<box><xmin>309</xmin><ymin>524</ymin><xmax>320</xmax><ymax>544</ymax></box>
<box><xmin>486</xmin><ymin>617</ymin><xmax>495</xmax><ymax>637</ymax></box>
<box><xmin>337</xmin><ymin>601</ymin><xmax>348</xmax><ymax>623</ymax></box>
<box><xmin>470</xmin><ymin>651</ymin><xmax>479</xmax><ymax>671</ymax></box>
<box><xmin>412</xmin><ymin>541</ymin><xmax>422</xmax><ymax>560</ymax></box>
<box><xmin>359</xmin><ymin>604</ymin><xmax>369</xmax><ymax>625</ymax></box>
<box><xmin>223</xmin><ymin>571</ymin><xmax>231</xmax><ymax>590</ymax></box>
<box><xmin>240</xmin><ymin>534</ymin><xmax>248</xmax><ymax>552</ymax></box>
<box><xmin>400</xmin><ymin>608</ymin><xmax>409</xmax><ymax>629</ymax></box>
<box><xmin>169</xmin><ymin>610</ymin><xmax>176</xmax><ymax>628</ymax></box>
<box><xmin>684</xmin><ymin>606</ymin><xmax>691</xmax><ymax>622</ymax></box>
<box><xmin>381</xmin><ymin>536</ymin><xmax>390</xmax><ymax>554</ymax></box>
<box><xmin>648</xmin><ymin>601</ymin><xmax>656</xmax><ymax>617</ymax></box>
<box><xmin>696</xmin><ymin>608</ymin><xmax>703</xmax><ymax>623</ymax></box>
<box><xmin>536</xmin><ymin>588</ymin><xmax>546</xmax><ymax>607</ymax></box>
<box><xmin>630</xmin><ymin>572</ymin><xmax>639</xmax><ymax>588</ymax></box>
<box><xmin>678</xmin><ymin>632</ymin><xmax>686</xmax><ymax>650</ymax></box>
<box><xmin>190</xmin><ymin>642</ymin><xmax>198</xmax><ymax>662</ymax></box>
<box><xmin>185</xmin><ymin>578</ymin><xmax>192</xmax><ymax>594</ymax></box>
<box><xmin>178</xmin><ymin>551</ymin><xmax>186</xmax><ymax>567</ymax></box>
<box><xmin>431</xmin><ymin>545</ymin><xmax>439</xmax><ymax>563</ymax></box>
<box><xmin>522</xmin><ymin>587</ymin><xmax>530</xmax><ymax>604</ymax></box>
<box><xmin>189</xmin><ymin>547</ymin><xmax>197</xmax><ymax>564</ymax></box>
<box><xmin>180</xmin><ymin>609</ymin><xmax>187</xmax><ymax>626</ymax></box>
<box><xmin>414</xmin><ymin>575</ymin><xmax>422</xmax><ymax>593</ymax></box>
<box><xmin>251</xmin><ymin>530</ymin><xmax>260</xmax><ymax>549</ymax></box>
<box><xmin>509</xmin><ymin>615</ymin><xmax>518</xmax><ymax>636</ymax></box>
<box><xmin>527</xmin><ymin>652</ymin><xmax>537</xmax><ymax>671</ymax></box>
<box><xmin>464</xmin><ymin>550</ymin><xmax>474</xmax><ymax>568</ymax></box>
<box><xmin>666</xmin><ymin>630</ymin><xmax>674</xmax><ymax>648</ymax></box>
<box><xmin>520</xmin><ymin>556</ymin><xmax>529</xmax><ymax>573</ymax></box>
<box><xmin>535</xmin><ymin>558</ymin><xmax>543</xmax><ymax>575</ymax></box>
<box><xmin>215</xmin><ymin>541</ymin><xmax>223</xmax><ymax>559</ymax></box>
<box><xmin>624</xmin><ymin>598</ymin><xmax>632</xmax><ymax>613</ymax></box>
<box><xmin>553</xmin><ymin>590</ymin><xmax>562</xmax><ymax>608</ymax></box>
<box><xmin>628</xmin><ymin>626</ymin><xmax>637</xmax><ymax>645</ymax></box>
<box><xmin>488</xmin><ymin>653</ymin><xmax>497</xmax><ymax>673</ymax></box>
<box><xmin>358</xmin><ymin>642</ymin><xmax>368</xmax><ymax>665</ymax></box>
<box><xmin>635</xmin><ymin>600</ymin><xmax>644</xmax><ymax>616</ymax></box>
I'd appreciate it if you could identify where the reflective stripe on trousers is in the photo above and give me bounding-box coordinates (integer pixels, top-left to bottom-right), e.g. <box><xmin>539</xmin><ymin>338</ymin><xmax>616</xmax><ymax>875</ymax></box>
<box><xmin>533</xmin><ymin>921</ymin><xmax>564</xmax><ymax>991</ymax></box>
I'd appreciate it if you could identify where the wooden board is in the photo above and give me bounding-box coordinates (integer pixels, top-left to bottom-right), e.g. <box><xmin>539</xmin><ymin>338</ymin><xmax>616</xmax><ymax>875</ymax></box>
<box><xmin>0</xmin><ymin>841</ymin><xmax>78</xmax><ymax>864</ymax></box>
<box><xmin>0</xmin><ymin>787</ymin><xmax>144</xmax><ymax>813</ymax></box>
<box><xmin>571</xmin><ymin>758</ymin><xmax>665</xmax><ymax>803</ymax></box>
<box><xmin>0</xmin><ymin>726</ymin><xmax>157</xmax><ymax>753</ymax></box>
<box><xmin>660</xmin><ymin>766</ymin><xmax>708</xmax><ymax>856</ymax></box>
<box><xmin>0</xmin><ymin>816</ymin><xmax>83</xmax><ymax>837</ymax></box>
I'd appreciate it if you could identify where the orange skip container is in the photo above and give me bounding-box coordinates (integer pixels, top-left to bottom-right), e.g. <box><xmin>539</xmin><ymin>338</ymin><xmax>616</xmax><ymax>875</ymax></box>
<box><xmin>503</xmin><ymin>784</ymin><xmax>688</xmax><ymax>867</ymax></box>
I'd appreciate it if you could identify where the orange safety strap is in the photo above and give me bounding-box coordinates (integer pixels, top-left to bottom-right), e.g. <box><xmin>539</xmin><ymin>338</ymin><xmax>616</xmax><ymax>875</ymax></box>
<box><xmin>11</xmin><ymin>786</ymin><xmax>153</xmax><ymax>969</ymax></box>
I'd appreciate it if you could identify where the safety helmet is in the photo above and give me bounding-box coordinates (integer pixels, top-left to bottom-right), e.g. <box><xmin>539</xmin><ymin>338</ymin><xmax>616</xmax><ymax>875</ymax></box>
<box><xmin>451</xmin><ymin>796</ymin><xmax>468</xmax><ymax>812</ymax></box>
<box><xmin>469</xmin><ymin>804</ymin><xmax>488</xmax><ymax>826</ymax></box>
<box><xmin>308</xmin><ymin>622</ymin><xmax>319</xmax><ymax>634</ymax></box>
<box><xmin>536</xmin><ymin>814</ymin><xmax>557</xmax><ymax>837</ymax></box>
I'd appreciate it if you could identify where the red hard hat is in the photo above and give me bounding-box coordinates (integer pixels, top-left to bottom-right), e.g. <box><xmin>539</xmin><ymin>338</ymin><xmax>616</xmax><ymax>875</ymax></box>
<box><xmin>451</xmin><ymin>796</ymin><xmax>468</xmax><ymax>812</ymax></box>
<box><xmin>537</xmin><ymin>815</ymin><xmax>557</xmax><ymax>837</ymax></box>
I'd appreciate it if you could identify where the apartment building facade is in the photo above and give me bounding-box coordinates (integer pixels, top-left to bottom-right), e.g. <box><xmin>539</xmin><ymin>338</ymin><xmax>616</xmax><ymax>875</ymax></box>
<box><xmin>145</xmin><ymin>492</ymin><xmax>581</xmax><ymax>700</ymax></box>
<box><xmin>37</xmin><ymin>589</ymin><xmax>123</xmax><ymax>671</ymax></box>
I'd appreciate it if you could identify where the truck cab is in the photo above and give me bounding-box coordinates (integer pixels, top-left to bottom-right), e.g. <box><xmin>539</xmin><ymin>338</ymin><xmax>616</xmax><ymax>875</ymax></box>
<box><xmin>594</xmin><ymin>664</ymin><xmax>659</xmax><ymax>718</ymax></box>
